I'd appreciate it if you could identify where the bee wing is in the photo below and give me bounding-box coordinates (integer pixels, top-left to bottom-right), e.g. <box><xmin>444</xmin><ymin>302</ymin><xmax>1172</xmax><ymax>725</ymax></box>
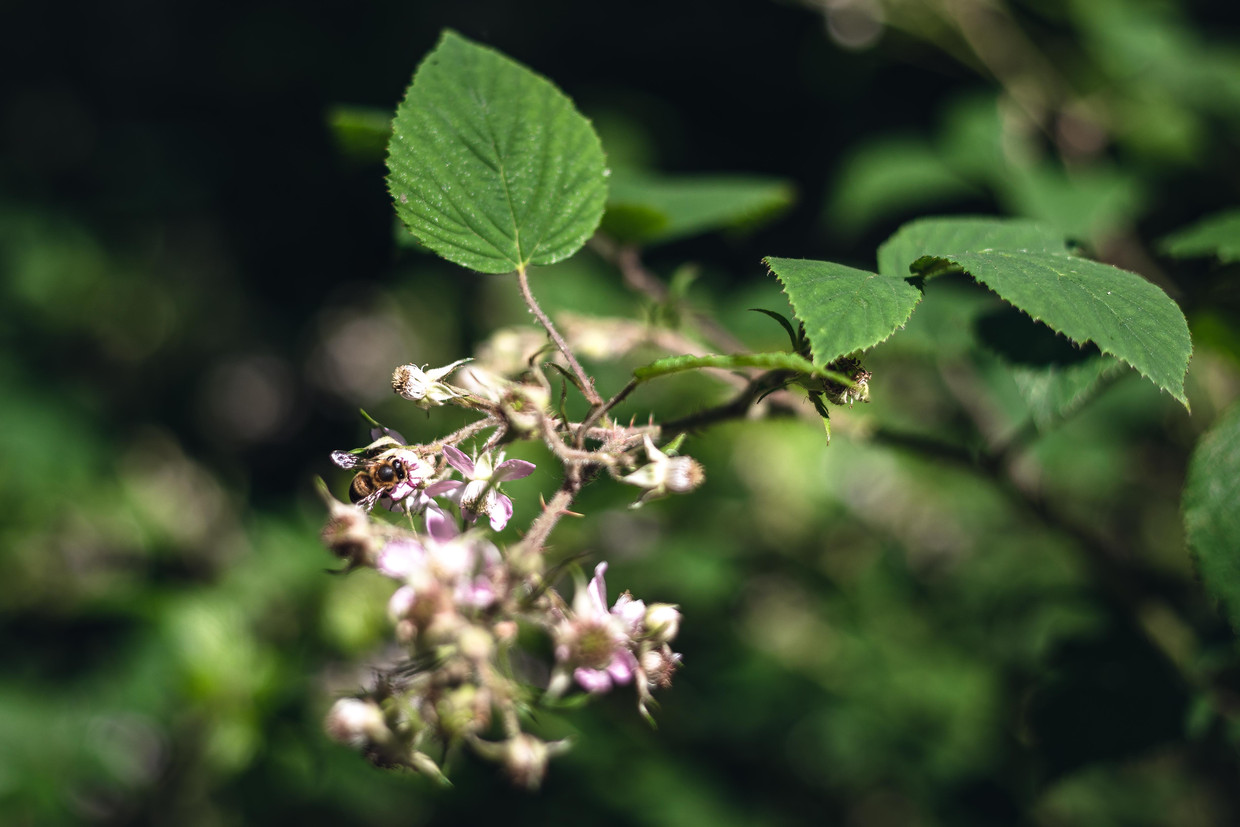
<box><xmin>331</xmin><ymin>450</ymin><xmax>366</xmax><ymax>469</ymax></box>
<box><xmin>354</xmin><ymin>487</ymin><xmax>385</xmax><ymax>512</ymax></box>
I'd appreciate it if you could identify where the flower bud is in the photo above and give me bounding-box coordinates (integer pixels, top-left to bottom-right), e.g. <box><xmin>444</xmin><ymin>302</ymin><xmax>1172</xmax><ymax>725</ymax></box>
<box><xmin>458</xmin><ymin>624</ymin><xmax>495</xmax><ymax>662</ymax></box>
<box><xmin>493</xmin><ymin>620</ymin><xmax>519</xmax><ymax>646</ymax></box>
<box><xmin>501</xmin><ymin>734</ymin><xmax>550</xmax><ymax>790</ymax></box>
<box><xmin>320</xmin><ymin>502</ymin><xmax>378</xmax><ymax>568</ymax></box>
<box><xmin>325</xmin><ymin>698</ymin><xmax>388</xmax><ymax>749</ymax></box>
<box><xmin>643</xmin><ymin>603</ymin><xmax>681</xmax><ymax>645</ymax></box>
<box><xmin>620</xmin><ymin>436</ymin><xmax>705</xmax><ymax>507</ymax></box>
<box><xmin>392</xmin><ymin>358</ymin><xmax>472</xmax><ymax>408</ymax></box>
<box><xmin>499</xmin><ymin>383</ymin><xmax>551</xmax><ymax>437</ymax></box>
<box><xmin>435</xmin><ymin>685</ymin><xmax>490</xmax><ymax>739</ymax></box>
<box><xmin>641</xmin><ymin>645</ymin><xmax>683</xmax><ymax>689</ymax></box>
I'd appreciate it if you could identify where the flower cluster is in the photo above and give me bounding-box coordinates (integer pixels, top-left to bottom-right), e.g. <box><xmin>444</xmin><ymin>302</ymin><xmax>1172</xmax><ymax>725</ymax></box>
<box><xmin>321</xmin><ymin>358</ymin><xmax>691</xmax><ymax>787</ymax></box>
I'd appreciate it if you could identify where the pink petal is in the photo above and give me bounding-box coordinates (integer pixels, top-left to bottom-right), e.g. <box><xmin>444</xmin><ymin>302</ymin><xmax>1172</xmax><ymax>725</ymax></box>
<box><xmin>493</xmin><ymin>459</ymin><xmax>536</xmax><ymax>482</ymax></box>
<box><xmin>376</xmin><ymin>539</ymin><xmax>425</xmax><ymax>579</ymax></box>
<box><xmin>607</xmin><ymin>651</ymin><xmax>638</xmax><ymax>685</ymax></box>
<box><xmin>441</xmin><ymin>445</ymin><xmax>475</xmax><ymax>476</ymax></box>
<box><xmin>574</xmin><ymin>667</ymin><xmax>613</xmax><ymax>694</ymax></box>
<box><xmin>425</xmin><ymin>504</ymin><xmax>459</xmax><ymax>542</ymax></box>
<box><xmin>586</xmin><ymin>563</ymin><xmax>609</xmax><ymax>617</ymax></box>
<box><xmin>488</xmin><ymin>494</ymin><xmax>514</xmax><ymax>531</ymax></box>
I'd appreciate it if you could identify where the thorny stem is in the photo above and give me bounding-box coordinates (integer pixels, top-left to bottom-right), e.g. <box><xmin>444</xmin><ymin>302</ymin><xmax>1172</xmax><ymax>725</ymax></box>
<box><xmin>512</xmin><ymin>486</ymin><xmax>579</xmax><ymax>564</ymax></box>
<box><xmin>576</xmin><ymin>378</ymin><xmax>640</xmax><ymax>448</ymax></box>
<box><xmin>517</xmin><ymin>264</ymin><xmax>603</xmax><ymax>407</ymax></box>
<box><xmin>425</xmin><ymin>416</ymin><xmax>502</xmax><ymax>453</ymax></box>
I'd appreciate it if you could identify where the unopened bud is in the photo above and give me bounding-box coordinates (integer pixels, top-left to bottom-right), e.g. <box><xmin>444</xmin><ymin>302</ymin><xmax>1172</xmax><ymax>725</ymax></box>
<box><xmin>435</xmin><ymin>685</ymin><xmax>490</xmax><ymax>738</ymax></box>
<box><xmin>325</xmin><ymin>698</ymin><xmax>388</xmax><ymax>749</ymax></box>
<box><xmin>664</xmin><ymin>455</ymin><xmax>705</xmax><ymax>493</ymax></box>
<box><xmin>641</xmin><ymin>645</ymin><xmax>682</xmax><ymax>689</ymax></box>
<box><xmin>644</xmin><ymin>603</ymin><xmax>681</xmax><ymax>645</ymax></box>
<box><xmin>493</xmin><ymin>620</ymin><xmax>519</xmax><ymax>645</ymax></box>
<box><xmin>458</xmin><ymin>624</ymin><xmax>495</xmax><ymax>662</ymax></box>
<box><xmin>502</xmin><ymin>734</ymin><xmax>550</xmax><ymax>790</ymax></box>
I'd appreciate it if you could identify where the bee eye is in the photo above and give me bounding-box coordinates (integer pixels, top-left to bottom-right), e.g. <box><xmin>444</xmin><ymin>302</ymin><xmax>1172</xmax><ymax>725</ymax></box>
<box><xmin>376</xmin><ymin>465</ymin><xmax>397</xmax><ymax>483</ymax></box>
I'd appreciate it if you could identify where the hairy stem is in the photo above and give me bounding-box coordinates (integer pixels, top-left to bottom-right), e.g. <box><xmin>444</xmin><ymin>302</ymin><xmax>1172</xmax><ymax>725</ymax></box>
<box><xmin>516</xmin><ymin>265</ymin><xmax>602</xmax><ymax>406</ymax></box>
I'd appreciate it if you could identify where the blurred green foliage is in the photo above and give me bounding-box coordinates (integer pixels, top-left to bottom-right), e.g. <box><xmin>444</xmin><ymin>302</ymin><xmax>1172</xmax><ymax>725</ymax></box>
<box><xmin>3</xmin><ymin>0</ymin><xmax>1240</xmax><ymax>824</ymax></box>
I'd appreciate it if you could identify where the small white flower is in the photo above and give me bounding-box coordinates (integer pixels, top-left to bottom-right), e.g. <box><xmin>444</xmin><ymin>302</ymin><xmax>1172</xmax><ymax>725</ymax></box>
<box><xmin>392</xmin><ymin>358</ymin><xmax>472</xmax><ymax>408</ymax></box>
<box><xmin>620</xmin><ymin>436</ymin><xmax>705</xmax><ymax>507</ymax></box>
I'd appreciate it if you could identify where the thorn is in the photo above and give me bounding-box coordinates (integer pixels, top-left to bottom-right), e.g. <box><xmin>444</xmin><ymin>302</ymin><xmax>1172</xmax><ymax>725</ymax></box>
<box><xmin>562</xmin><ymin>509</ymin><xmax>584</xmax><ymax>518</ymax></box>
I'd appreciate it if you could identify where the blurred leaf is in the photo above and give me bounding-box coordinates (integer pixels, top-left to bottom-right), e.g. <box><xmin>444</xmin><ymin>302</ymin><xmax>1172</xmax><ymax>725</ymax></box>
<box><xmin>1010</xmin><ymin>356</ymin><xmax>1127</xmax><ymax>430</ymax></box>
<box><xmin>1159</xmin><ymin>209</ymin><xmax>1240</xmax><ymax>263</ymax></box>
<box><xmin>601</xmin><ymin>173</ymin><xmax>794</xmax><ymax>245</ymax></box>
<box><xmin>328</xmin><ymin>105</ymin><xmax>391</xmax><ymax>163</ymax></box>
<box><xmin>1184</xmin><ymin>403</ymin><xmax>1240</xmax><ymax>632</ymax></box>
<box><xmin>386</xmin><ymin>30</ymin><xmax>607</xmax><ymax>273</ymax></box>
<box><xmin>825</xmin><ymin>136</ymin><xmax>975</xmax><ymax>235</ymax></box>
<box><xmin>879</xmin><ymin>217</ymin><xmax>1191</xmax><ymax>408</ymax></box>
<box><xmin>998</xmin><ymin>162</ymin><xmax>1145</xmax><ymax>241</ymax></box>
<box><xmin>764</xmin><ymin>257</ymin><xmax>922</xmax><ymax>366</ymax></box>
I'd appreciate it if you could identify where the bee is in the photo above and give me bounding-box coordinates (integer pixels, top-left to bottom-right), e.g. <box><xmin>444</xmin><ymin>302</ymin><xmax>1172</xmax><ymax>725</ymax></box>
<box><xmin>331</xmin><ymin>435</ymin><xmax>433</xmax><ymax>512</ymax></box>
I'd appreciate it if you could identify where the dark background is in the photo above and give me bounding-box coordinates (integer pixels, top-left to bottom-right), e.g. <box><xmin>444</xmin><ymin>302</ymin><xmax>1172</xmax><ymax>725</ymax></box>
<box><xmin>4</xmin><ymin>0</ymin><xmax>1240</xmax><ymax>824</ymax></box>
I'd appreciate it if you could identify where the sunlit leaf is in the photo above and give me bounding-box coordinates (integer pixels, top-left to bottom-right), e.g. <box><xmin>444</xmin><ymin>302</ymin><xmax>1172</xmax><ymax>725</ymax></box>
<box><xmin>877</xmin><ymin>217</ymin><xmax>1066</xmax><ymax>279</ymax></box>
<box><xmin>764</xmin><ymin>257</ymin><xmax>922</xmax><ymax>366</ymax></box>
<box><xmin>387</xmin><ymin>30</ymin><xmax>608</xmax><ymax>273</ymax></box>
<box><xmin>879</xmin><ymin>217</ymin><xmax>1191</xmax><ymax>408</ymax></box>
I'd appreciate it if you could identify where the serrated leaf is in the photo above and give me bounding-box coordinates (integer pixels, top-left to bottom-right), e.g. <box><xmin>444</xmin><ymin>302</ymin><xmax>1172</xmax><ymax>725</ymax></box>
<box><xmin>877</xmin><ymin>217</ymin><xmax>1192</xmax><ymax>408</ymax></box>
<box><xmin>974</xmin><ymin>306</ymin><xmax>1128</xmax><ymax>427</ymax></box>
<box><xmin>602</xmin><ymin>174</ymin><xmax>794</xmax><ymax>245</ymax></box>
<box><xmin>877</xmin><ymin>216</ymin><xmax>1067</xmax><ymax>278</ymax></box>
<box><xmin>1159</xmin><ymin>209</ymin><xmax>1240</xmax><ymax>263</ymax></box>
<box><xmin>1183</xmin><ymin>403</ymin><xmax>1240</xmax><ymax>632</ymax></box>
<box><xmin>764</xmin><ymin>257</ymin><xmax>923</xmax><ymax>366</ymax></box>
<box><xmin>386</xmin><ymin>31</ymin><xmax>607</xmax><ymax>274</ymax></box>
<box><xmin>633</xmin><ymin>352</ymin><xmax>846</xmax><ymax>382</ymax></box>
<box><xmin>938</xmin><ymin>251</ymin><xmax>1190</xmax><ymax>408</ymax></box>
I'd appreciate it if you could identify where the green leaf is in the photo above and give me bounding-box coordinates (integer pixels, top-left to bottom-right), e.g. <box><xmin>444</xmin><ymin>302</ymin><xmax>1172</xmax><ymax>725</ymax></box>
<box><xmin>327</xmin><ymin>105</ymin><xmax>391</xmax><ymax>163</ymax></box>
<box><xmin>633</xmin><ymin>351</ymin><xmax>846</xmax><ymax>382</ymax></box>
<box><xmin>1183</xmin><ymin>403</ymin><xmax>1240</xmax><ymax>632</ymax></box>
<box><xmin>877</xmin><ymin>217</ymin><xmax>1067</xmax><ymax>278</ymax></box>
<box><xmin>878</xmin><ymin>217</ymin><xmax>1192</xmax><ymax>408</ymax></box>
<box><xmin>386</xmin><ymin>31</ymin><xmax>608</xmax><ymax>274</ymax></box>
<box><xmin>824</xmin><ymin>136</ymin><xmax>975</xmax><ymax>236</ymax></box>
<box><xmin>1159</xmin><ymin>209</ymin><xmax>1240</xmax><ymax>263</ymax></box>
<box><xmin>602</xmin><ymin>174</ymin><xmax>794</xmax><ymax>245</ymax></box>
<box><xmin>764</xmin><ymin>257</ymin><xmax>923</xmax><ymax>366</ymax></box>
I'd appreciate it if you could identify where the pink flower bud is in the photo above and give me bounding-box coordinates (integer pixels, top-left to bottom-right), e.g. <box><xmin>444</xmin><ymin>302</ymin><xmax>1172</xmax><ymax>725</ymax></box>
<box><xmin>324</xmin><ymin>698</ymin><xmax>388</xmax><ymax>749</ymax></box>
